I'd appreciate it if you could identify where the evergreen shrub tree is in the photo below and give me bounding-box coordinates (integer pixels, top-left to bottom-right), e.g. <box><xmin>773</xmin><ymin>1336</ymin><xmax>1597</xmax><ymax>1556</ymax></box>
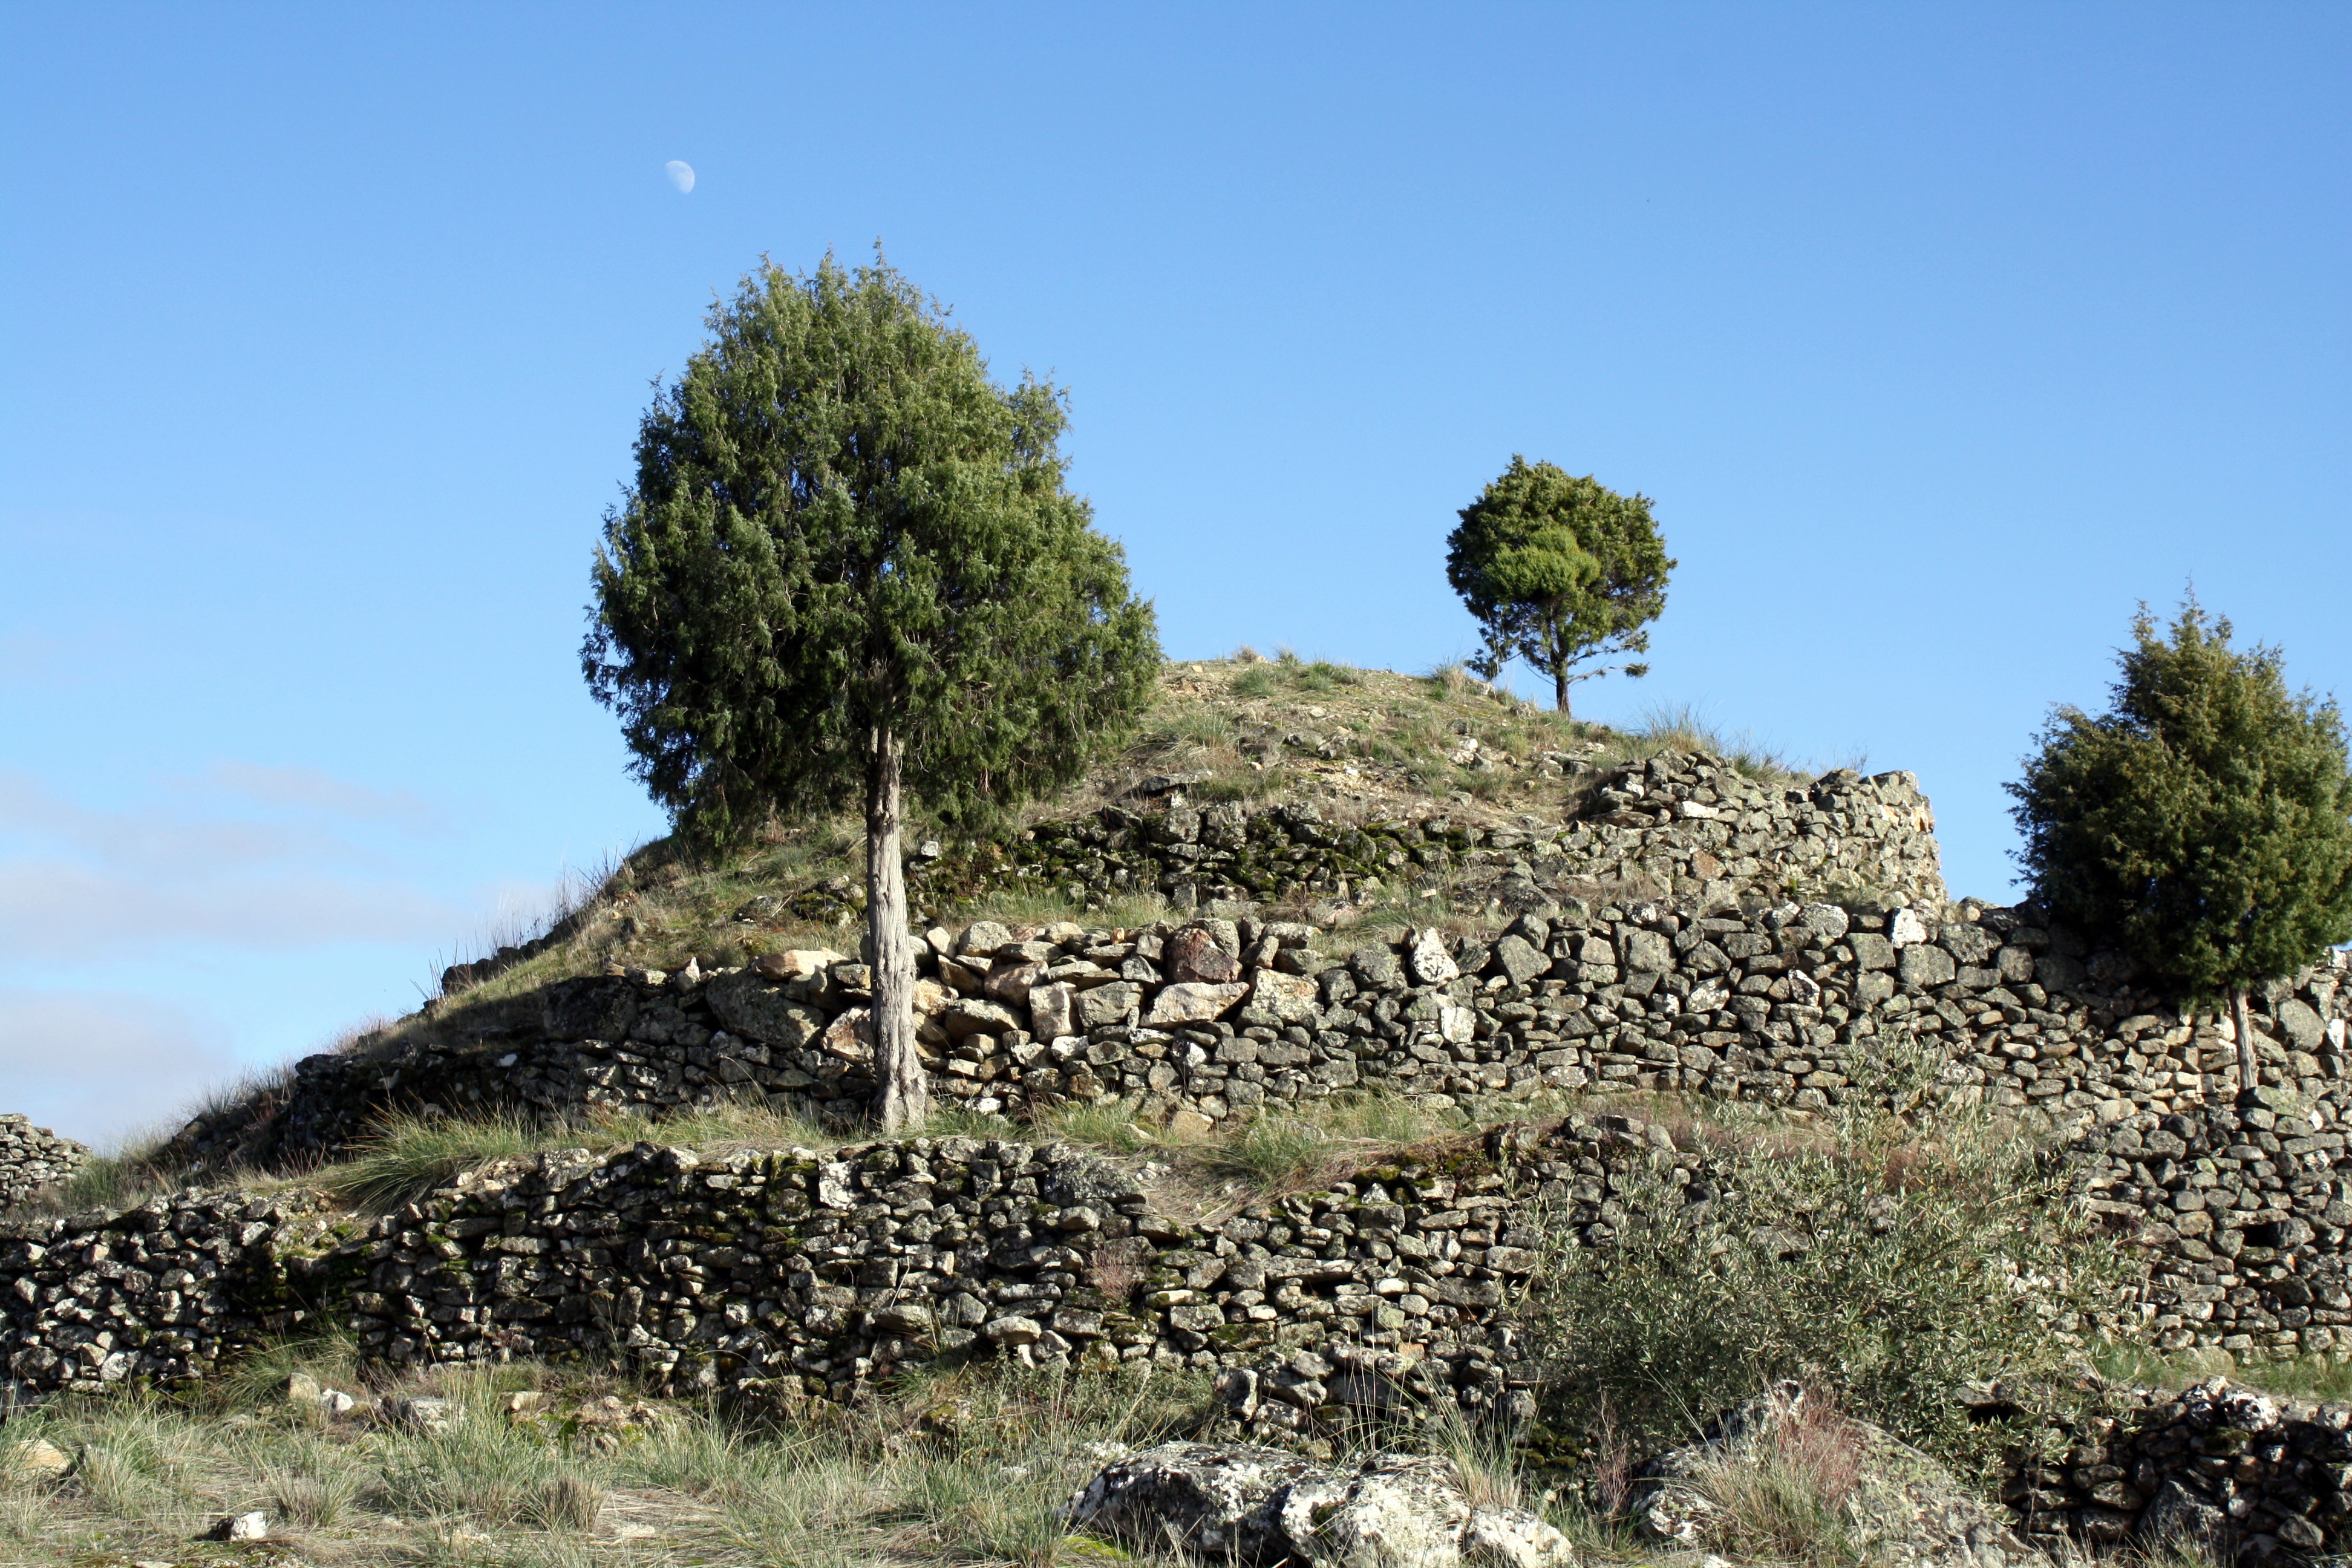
<box><xmin>584</xmin><ymin>253</ymin><xmax>1160</xmax><ymax>1129</ymax></box>
<box><xmin>1444</xmin><ymin>457</ymin><xmax>1673</xmax><ymax>716</ymax></box>
<box><xmin>2008</xmin><ymin>598</ymin><xmax>2352</xmax><ymax>1091</ymax></box>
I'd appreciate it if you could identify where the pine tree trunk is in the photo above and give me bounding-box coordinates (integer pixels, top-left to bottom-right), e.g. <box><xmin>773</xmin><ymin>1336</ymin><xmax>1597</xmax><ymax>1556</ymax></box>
<box><xmin>1554</xmin><ymin>664</ymin><xmax>1571</xmax><ymax>717</ymax></box>
<box><xmin>866</xmin><ymin>723</ymin><xmax>927</xmax><ymax>1133</ymax></box>
<box><xmin>2232</xmin><ymin>988</ymin><xmax>2259</xmax><ymax>1099</ymax></box>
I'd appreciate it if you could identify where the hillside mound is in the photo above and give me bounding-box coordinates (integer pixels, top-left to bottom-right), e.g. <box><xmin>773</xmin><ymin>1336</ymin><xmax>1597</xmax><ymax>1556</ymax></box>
<box><xmin>157</xmin><ymin>658</ymin><xmax>1942</xmax><ymax>1172</ymax></box>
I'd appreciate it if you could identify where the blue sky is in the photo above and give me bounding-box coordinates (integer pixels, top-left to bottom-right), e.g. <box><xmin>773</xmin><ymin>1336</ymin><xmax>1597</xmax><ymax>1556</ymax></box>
<box><xmin>3</xmin><ymin>5</ymin><xmax>2346</xmax><ymax>1143</ymax></box>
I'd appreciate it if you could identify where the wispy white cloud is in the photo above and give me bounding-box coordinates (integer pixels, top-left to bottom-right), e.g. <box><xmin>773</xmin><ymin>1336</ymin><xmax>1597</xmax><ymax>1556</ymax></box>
<box><xmin>0</xmin><ymin>990</ymin><xmax>242</xmax><ymax>1147</ymax></box>
<box><xmin>186</xmin><ymin>762</ymin><xmax>444</xmax><ymax>831</ymax></box>
<box><xmin>0</xmin><ymin>769</ymin><xmax>371</xmax><ymax>877</ymax></box>
<box><xmin>0</xmin><ymin>861</ymin><xmax>462</xmax><ymax>959</ymax></box>
<box><xmin>0</xmin><ymin>765</ymin><xmax>466</xmax><ymax>961</ymax></box>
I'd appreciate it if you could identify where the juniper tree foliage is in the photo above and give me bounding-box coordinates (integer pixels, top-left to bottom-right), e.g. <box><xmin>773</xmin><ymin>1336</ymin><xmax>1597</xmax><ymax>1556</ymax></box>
<box><xmin>1444</xmin><ymin>457</ymin><xmax>1674</xmax><ymax>717</ymax></box>
<box><xmin>2008</xmin><ymin>599</ymin><xmax>2352</xmax><ymax>1089</ymax></box>
<box><xmin>583</xmin><ymin>253</ymin><xmax>1160</xmax><ymax>1129</ymax></box>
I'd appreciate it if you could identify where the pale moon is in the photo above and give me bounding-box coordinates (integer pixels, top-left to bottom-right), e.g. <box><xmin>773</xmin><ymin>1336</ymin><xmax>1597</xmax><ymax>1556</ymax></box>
<box><xmin>664</xmin><ymin>160</ymin><xmax>696</xmax><ymax>194</ymax></box>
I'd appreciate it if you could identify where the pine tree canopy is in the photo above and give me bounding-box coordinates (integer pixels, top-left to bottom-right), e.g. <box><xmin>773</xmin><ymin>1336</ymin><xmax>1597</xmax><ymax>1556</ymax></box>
<box><xmin>583</xmin><ymin>253</ymin><xmax>1161</xmax><ymax>844</ymax></box>
<box><xmin>2008</xmin><ymin>598</ymin><xmax>2352</xmax><ymax>1008</ymax></box>
<box><xmin>1444</xmin><ymin>457</ymin><xmax>1673</xmax><ymax>716</ymax></box>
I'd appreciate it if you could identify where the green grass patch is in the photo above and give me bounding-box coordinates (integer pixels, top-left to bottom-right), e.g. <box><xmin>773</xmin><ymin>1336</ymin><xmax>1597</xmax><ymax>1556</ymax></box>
<box><xmin>2092</xmin><ymin>1342</ymin><xmax>2352</xmax><ymax>1402</ymax></box>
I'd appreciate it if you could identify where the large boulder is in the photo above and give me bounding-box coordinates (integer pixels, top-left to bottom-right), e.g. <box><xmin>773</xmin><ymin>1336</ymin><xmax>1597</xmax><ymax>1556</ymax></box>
<box><xmin>1631</xmin><ymin>1385</ymin><xmax>2043</xmax><ymax>1568</ymax></box>
<box><xmin>1067</xmin><ymin>1440</ymin><xmax>1572</xmax><ymax>1567</ymax></box>
<box><xmin>1145</xmin><ymin>982</ymin><xmax>1251</xmax><ymax>1027</ymax></box>
<box><xmin>704</xmin><ymin>972</ymin><xmax>826</xmax><ymax>1048</ymax></box>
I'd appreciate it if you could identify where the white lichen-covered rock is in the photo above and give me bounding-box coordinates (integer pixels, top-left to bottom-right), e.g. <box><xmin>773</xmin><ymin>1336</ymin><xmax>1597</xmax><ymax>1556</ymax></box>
<box><xmin>1278</xmin><ymin>1454</ymin><xmax>1474</xmax><ymax>1567</ymax></box>
<box><xmin>1067</xmin><ymin>1440</ymin><xmax>1312</xmax><ymax>1562</ymax></box>
<box><xmin>1068</xmin><ymin>1441</ymin><xmax>1571</xmax><ymax>1567</ymax></box>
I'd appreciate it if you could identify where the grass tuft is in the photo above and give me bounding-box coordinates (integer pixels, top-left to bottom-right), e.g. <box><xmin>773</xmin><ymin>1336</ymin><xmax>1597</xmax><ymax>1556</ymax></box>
<box><xmin>1202</xmin><ymin>1093</ymin><xmax>1456</xmax><ymax>1192</ymax></box>
<box><xmin>1664</xmin><ymin>1390</ymin><xmax>1871</xmax><ymax>1568</ymax></box>
<box><xmin>324</xmin><ymin>1111</ymin><xmax>544</xmax><ymax>1212</ymax></box>
<box><xmin>1602</xmin><ymin>700</ymin><xmax>1801</xmax><ymax>783</ymax></box>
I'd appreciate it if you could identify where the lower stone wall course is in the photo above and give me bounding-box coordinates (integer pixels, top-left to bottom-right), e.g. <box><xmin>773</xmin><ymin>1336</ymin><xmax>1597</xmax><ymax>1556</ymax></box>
<box><xmin>21</xmin><ymin>1112</ymin><xmax>2352</xmax><ymax>1556</ymax></box>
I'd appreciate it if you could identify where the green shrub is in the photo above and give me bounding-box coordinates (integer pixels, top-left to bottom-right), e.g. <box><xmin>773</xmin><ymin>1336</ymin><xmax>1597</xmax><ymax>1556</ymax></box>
<box><xmin>2009</xmin><ymin>596</ymin><xmax>2352</xmax><ymax>1091</ymax></box>
<box><xmin>1521</xmin><ymin>1075</ymin><xmax>2128</xmax><ymax>1478</ymax></box>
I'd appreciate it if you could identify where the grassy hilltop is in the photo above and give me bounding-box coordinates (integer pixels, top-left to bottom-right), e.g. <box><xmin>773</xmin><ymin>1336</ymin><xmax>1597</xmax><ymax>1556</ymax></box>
<box><xmin>415</xmin><ymin>653</ymin><xmax>1799</xmax><ymax>1021</ymax></box>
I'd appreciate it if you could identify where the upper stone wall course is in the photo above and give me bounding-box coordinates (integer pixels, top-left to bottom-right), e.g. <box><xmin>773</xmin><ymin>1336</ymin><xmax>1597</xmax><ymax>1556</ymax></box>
<box><xmin>883</xmin><ymin>750</ymin><xmax>1945</xmax><ymax>924</ymax></box>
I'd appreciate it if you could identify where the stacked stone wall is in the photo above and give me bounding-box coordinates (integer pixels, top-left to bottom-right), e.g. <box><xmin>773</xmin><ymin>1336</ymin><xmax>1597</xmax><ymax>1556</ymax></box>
<box><xmin>0</xmin><ymin>1115</ymin><xmax>90</xmax><ymax>1212</ymax></box>
<box><xmin>0</xmin><ymin>1191</ymin><xmax>351</xmax><ymax>1397</ymax></box>
<box><xmin>2010</xmin><ymin>1379</ymin><xmax>2352</xmax><ymax>1556</ymax></box>
<box><xmin>188</xmin><ymin>898</ymin><xmax>2347</xmax><ymax>1194</ymax></box>
<box><xmin>0</xmin><ymin>1115</ymin><xmax>1657</xmax><ymax>1425</ymax></box>
<box><xmin>25</xmin><ymin>1105</ymin><xmax>2352</xmax><ymax>1555</ymax></box>
<box><xmin>795</xmin><ymin>749</ymin><xmax>1947</xmax><ymax>926</ymax></box>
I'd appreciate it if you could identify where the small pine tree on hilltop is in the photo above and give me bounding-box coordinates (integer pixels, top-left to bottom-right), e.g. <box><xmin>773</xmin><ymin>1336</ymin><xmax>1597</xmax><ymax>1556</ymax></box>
<box><xmin>584</xmin><ymin>252</ymin><xmax>1160</xmax><ymax>1131</ymax></box>
<box><xmin>2009</xmin><ymin>598</ymin><xmax>2352</xmax><ymax>1093</ymax></box>
<box><xmin>1445</xmin><ymin>457</ymin><xmax>1673</xmax><ymax>717</ymax></box>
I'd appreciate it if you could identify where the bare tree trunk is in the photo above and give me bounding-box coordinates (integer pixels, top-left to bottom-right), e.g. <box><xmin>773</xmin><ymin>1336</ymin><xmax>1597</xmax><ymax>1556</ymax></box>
<box><xmin>866</xmin><ymin>724</ymin><xmax>927</xmax><ymax>1133</ymax></box>
<box><xmin>1544</xmin><ymin>619</ymin><xmax>1574</xmax><ymax>719</ymax></box>
<box><xmin>2232</xmin><ymin>988</ymin><xmax>2259</xmax><ymax>1099</ymax></box>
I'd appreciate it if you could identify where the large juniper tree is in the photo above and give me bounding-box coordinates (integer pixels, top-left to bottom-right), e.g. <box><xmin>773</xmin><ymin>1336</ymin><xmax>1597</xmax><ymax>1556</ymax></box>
<box><xmin>584</xmin><ymin>253</ymin><xmax>1160</xmax><ymax>1131</ymax></box>
<box><xmin>2010</xmin><ymin>598</ymin><xmax>2352</xmax><ymax>1093</ymax></box>
<box><xmin>1445</xmin><ymin>457</ymin><xmax>1673</xmax><ymax>716</ymax></box>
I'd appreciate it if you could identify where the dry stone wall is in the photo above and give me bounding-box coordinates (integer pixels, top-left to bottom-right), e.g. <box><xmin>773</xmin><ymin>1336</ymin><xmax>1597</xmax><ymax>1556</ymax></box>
<box><xmin>2007</xmin><ymin>1378</ymin><xmax>2352</xmax><ymax>1557</ymax></box>
<box><xmin>22</xmin><ymin>1109</ymin><xmax>2352</xmax><ymax>1557</ymax></box>
<box><xmin>881</xmin><ymin>752</ymin><xmax>1945</xmax><ymax>923</ymax></box>
<box><xmin>0</xmin><ymin>1116</ymin><xmax>90</xmax><ymax>1212</ymax></box>
<box><xmin>196</xmin><ymin>896</ymin><xmax>2348</xmax><ymax>1185</ymax></box>
<box><xmin>328</xmin><ymin>1114</ymin><xmax>1578</xmax><ymax>1428</ymax></box>
<box><xmin>0</xmin><ymin>1116</ymin><xmax>1668</xmax><ymax>1438</ymax></box>
<box><xmin>2073</xmin><ymin>1077</ymin><xmax>2352</xmax><ymax>1361</ymax></box>
<box><xmin>0</xmin><ymin>1191</ymin><xmax>352</xmax><ymax>1398</ymax></box>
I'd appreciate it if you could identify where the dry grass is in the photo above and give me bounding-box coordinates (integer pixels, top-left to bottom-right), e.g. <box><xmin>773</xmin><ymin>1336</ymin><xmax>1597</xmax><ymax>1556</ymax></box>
<box><xmin>0</xmin><ymin>1356</ymin><xmax>1221</xmax><ymax>1567</ymax></box>
<box><xmin>1664</xmin><ymin>1389</ymin><xmax>1872</xmax><ymax>1567</ymax></box>
<box><xmin>1036</xmin><ymin>1088</ymin><xmax>1463</xmax><ymax>1212</ymax></box>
